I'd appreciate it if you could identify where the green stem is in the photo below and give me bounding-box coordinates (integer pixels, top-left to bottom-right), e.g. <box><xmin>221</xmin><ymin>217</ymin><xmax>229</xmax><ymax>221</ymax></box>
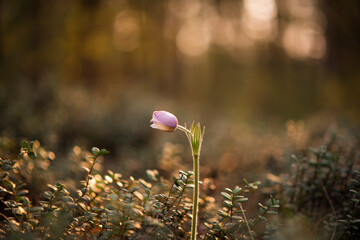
<box><xmin>191</xmin><ymin>154</ymin><xmax>199</xmax><ymax>240</ymax></box>
<box><xmin>75</xmin><ymin>156</ymin><xmax>97</xmax><ymax>204</ymax></box>
<box><xmin>178</xmin><ymin>124</ymin><xmax>203</xmax><ymax>240</ymax></box>
<box><xmin>240</xmin><ymin>205</ymin><xmax>254</xmax><ymax>240</ymax></box>
<box><xmin>177</xmin><ymin>125</ymin><xmax>192</xmax><ymax>136</ymax></box>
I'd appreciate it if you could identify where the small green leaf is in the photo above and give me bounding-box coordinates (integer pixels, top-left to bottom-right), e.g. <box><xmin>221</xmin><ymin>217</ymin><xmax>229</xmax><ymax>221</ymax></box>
<box><xmin>16</xmin><ymin>190</ymin><xmax>29</xmax><ymax>196</ymax></box>
<box><xmin>258</xmin><ymin>203</ymin><xmax>268</xmax><ymax>210</ymax></box>
<box><xmin>146</xmin><ymin>169</ymin><xmax>159</xmax><ymax>182</ymax></box>
<box><xmin>20</xmin><ymin>197</ymin><xmax>30</xmax><ymax>207</ymax></box>
<box><xmin>221</xmin><ymin>192</ymin><xmax>232</xmax><ymax>200</ymax></box>
<box><xmin>100</xmin><ymin>148</ymin><xmax>109</xmax><ymax>155</ymax></box>
<box><xmin>233</xmin><ymin>187</ymin><xmax>242</xmax><ymax>195</ymax></box>
<box><xmin>8</xmin><ymin>219</ymin><xmax>20</xmax><ymax>231</ymax></box>
<box><xmin>81</xmin><ymin>188</ymin><xmax>88</xmax><ymax>194</ymax></box>
<box><xmin>21</xmin><ymin>141</ymin><xmax>28</xmax><ymax>150</ymax></box>
<box><xmin>61</xmin><ymin>196</ymin><xmax>74</xmax><ymax>203</ymax></box>
<box><xmin>131</xmin><ymin>208</ymin><xmax>144</xmax><ymax>217</ymax></box>
<box><xmin>145</xmin><ymin>188</ymin><xmax>150</xmax><ymax>195</ymax></box>
<box><xmin>223</xmin><ymin>200</ymin><xmax>233</xmax><ymax>208</ymax></box>
<box><xmin>235</xmin><ymin>197</ymin><xmax>248</xmax><ymax>202</ymax></box>
<box><xmin>5</xmin><ymin>180</ymin><xmax>15</xmax><ymax>189</ymax></box>
<box><xmin>30</xmin><ymin>206</ymin><xmax>44</xmax><ymax>212</ymax></box>
<box><xmin>243</xmin><ymin>178</ymin><xmax>249</xmax><ymax>185</ymax></box>
<box><xmin>0</xmin><ymin>186</ymin><xmax>13</xmax><ymax>195</ymax></box>
<box><xmin>29</xmin><ymin>141</ymin><xmax>35</xmax><ymax>150</ymax></box>
<box><xmin>91</xmin><ymin>147</ymin><xmax>100</xmax><ymax>156</ymax></box>
<box><xmin>139</xmin><ymin>179</ymin><xmax>152</xmax><ymax>189</ymax></box>
<box><xmin>28</xmin><ymin>152</ymin><xmax>37</xmax><ymax>159</ymax></box>
<box><xmin>43</xmin><ymin>191</ymin><xmax>53</xmax><ymax>199</ymax></box>
<box><xmin>217</xmin><ymin>210</ymin><xmax>230</xmax><ymax>218</ymax></box>
<box><xmin>56</xmin><ymin>182</ymin><xmax>65</xmax><ymax>189</ymax></box>
<box><xmin>231</xmin><ymin>216</ymin><xmax>243</xmax><ymax>221</ymax></box>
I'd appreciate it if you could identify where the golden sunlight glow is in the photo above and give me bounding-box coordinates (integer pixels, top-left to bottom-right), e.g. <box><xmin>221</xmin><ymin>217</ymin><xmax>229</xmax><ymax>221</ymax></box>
<box><xmin>208</xmin><ymin>17</ymin><xmax>235</xmax><ymax>47</ymax></box>
<box><xmin>48</xmin><ymin>151</ymin><xmax>56</xmax><ymax>160</ymax></box>
<box><xmin>176</xmin><ymin>19</ymin><xmax>210</xmax><ymax>57</ymax></box>
<box><xmin>244</xmin><ymin>0</ymin><xmax>277</xmax><ymax>21</ymax></box>
<box><xmin>231</xmin><ymin>21</ymin><xmax>255</xmax><ymax>51</ymax></box>
<box><xmin>73</xmin><ymin>145</ymin><xmax>81</xmax><ymax>155</ymax></box>
<box><xmin>282</xmin><ymin>23</ymin><xmax>326</xmax><ymax>59</ymax></box>
<box><xmin>286</xmin><ymin>0</ymin><xmax>316</xmax><ymax>19</ymax></box>
<box><xmin>242</xmin><ymin>0</ymin><xmax>278</xmax><ymax>41</ymax></box>
<box><xmin>282</xmin><ymin>0</ymin><xmax>326</xmax><ymax>60</ymax></box>
<box><xmin>168</xmin><ymin>0</ymin><xmax>201</xmax><ymax>19</ymax></box>
<box><xmin>113</xmin><ymin>11</ymin><xmax>140</xmax><ymax>52</ymax></box>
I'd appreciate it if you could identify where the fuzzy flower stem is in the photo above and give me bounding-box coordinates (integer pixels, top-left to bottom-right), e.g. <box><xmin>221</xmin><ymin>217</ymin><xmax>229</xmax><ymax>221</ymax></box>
<box><xmin>177</xmin><ymin>125</ymin><xmax>192</xmax><ymax>136</ymax></box>
<box><xmin>191</xmin><ymin>153</ymin><xmax>199</xmax><ymax>240</ymax></box>
<box><xmin>150</xmin><ymin>112</ymin><xmax>204</xmax><ymax>240</ymax></box>
<box><xmin>179</xmin><ymin>123</ymin><xmax>204</xmax><ymax>240</ymax></box>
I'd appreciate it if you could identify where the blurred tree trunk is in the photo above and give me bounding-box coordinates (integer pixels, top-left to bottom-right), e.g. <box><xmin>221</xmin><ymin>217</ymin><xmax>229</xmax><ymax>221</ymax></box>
<box><xmin>0</xmin><ymin>0</ymin><xmax>3</xmax><ymax>67</ymax></box>
<box><xmin>29</xmin><ymin>0</ymin><xmax>42</xmax><ymax>88</ymax></box>
<box><xmin>322</xmin><ymin>0</ymin><xmax>360</xmax><ymax>79</ymax></box>
<box><xmin>79</xmin><ymin>0</ymin><xmax>101</xmax><ymax>87</ymax></box>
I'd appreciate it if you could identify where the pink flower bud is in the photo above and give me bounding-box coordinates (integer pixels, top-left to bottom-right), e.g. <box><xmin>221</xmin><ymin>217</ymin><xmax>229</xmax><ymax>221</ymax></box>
<box><xmin>150</xmin><ymin>111</ymin><xmax>178</xmax><ymax>132</ymax></box>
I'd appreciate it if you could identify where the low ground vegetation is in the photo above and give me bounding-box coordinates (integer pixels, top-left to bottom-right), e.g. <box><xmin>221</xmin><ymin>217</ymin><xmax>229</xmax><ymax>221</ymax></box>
<box><xmin>0</xmin><ymin>129</ymin><xmax>359</xmax><ymax>239</ymax></box>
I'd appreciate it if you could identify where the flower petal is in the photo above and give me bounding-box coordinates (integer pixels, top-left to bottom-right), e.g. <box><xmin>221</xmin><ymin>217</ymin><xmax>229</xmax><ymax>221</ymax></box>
<box><xmin>153</xmin><ymin>111</ymin><xmax>178</xmax><ymax>128</ymax></box>
<box><xmin>150</xmin><ymin>123</ymin><xmax>175</xmax><ymax>132</ymax></box>
<box><xmin>150</xmin><ymin>111</ymin><xmax>178</xmax><ymax>132</ymax></box>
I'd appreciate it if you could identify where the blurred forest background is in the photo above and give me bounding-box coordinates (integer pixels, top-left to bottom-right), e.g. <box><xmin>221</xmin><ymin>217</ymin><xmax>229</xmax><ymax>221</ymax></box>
<box><xmin>0</xmin><ymin>0</ymin><xmax>359</xmax><ymax>186</ymax></box>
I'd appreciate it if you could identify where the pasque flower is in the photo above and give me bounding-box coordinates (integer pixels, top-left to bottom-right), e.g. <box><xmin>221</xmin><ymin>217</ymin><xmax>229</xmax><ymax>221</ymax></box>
<box><xmin>150</xmin><ymin>111</ymin><xmax>178</xmax><ymax>132</ymax></box>
<box><xmin>150</xmin><ymin>110</ymin><xmax>205</xmax><ymax>240</ymax></box>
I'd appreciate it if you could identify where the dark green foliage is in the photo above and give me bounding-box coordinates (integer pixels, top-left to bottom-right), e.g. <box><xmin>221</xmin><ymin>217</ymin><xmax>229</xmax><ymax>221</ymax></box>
<box><xmin>269</xmin><ymin>133</ymin><xmax>360</xmax><ymax>239</ymax></box>
<box><xmin>0</xmin><ymin>141</ymin><xmax>278</xmax><ymax>239</ymax></box>
<box><xmin>336</xmin><ymin>170</ymin><xmax>360</xmax><ymax>239</ymax></box>
<box><xmin>203</xmin><ymin>183</ymin><xmax>279</xmax><ymax>240</ymax></box>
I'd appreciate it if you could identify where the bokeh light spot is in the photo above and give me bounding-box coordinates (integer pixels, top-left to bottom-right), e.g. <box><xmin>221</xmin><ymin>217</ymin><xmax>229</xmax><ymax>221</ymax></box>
<box><xmin>176</xmin><ymin>19</ymin><xmax>210</xmax><ymax>57</ymax></box>
<box><xmin>282</xmin><ymin>23</ymin><xmax>326</xmax><ymax>59</ymax></box>
<box><xmin>113</xmin><ymin>11</ymin><xmax>141</xmax><ymax>52</ymax></box>
<box><xmin>168</xmin><ymin>0</ymin><xmax>201</xmax><ymax>19</ymax></box>
<box><xmin>242</xmin><ymin>0</ymin><xmax>278</xmax><ymax>41</ymax></box>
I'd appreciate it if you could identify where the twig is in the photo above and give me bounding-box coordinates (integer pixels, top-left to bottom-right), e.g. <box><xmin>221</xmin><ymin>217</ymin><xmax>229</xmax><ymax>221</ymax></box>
<box><xmin>0</xmin><ymin>198</ymin><xmax>20</xmax><ymax>222</ymax></box>
<box><xmin>239</xmin><ymin>205</ymin><xmax>254</xmax><ymax>240</ymax></box>
<box><xmin>321</xmin><ymin>183</ymin><xmax>337</xmax><ymax>240</ymax></box>
<box><xmin>155</xmin><ymin>178</ymin><xmax>177</xmax><ymax>219</ymax></box>
<box><xmin>75</xmin><ymin>158</ymin><xmax>98</xmax><ymax>204</ymax></box>
<box><xmin>0</xmin><ymin>212</ymin><xmax>10</xmax><ymax>222</ymax></box>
